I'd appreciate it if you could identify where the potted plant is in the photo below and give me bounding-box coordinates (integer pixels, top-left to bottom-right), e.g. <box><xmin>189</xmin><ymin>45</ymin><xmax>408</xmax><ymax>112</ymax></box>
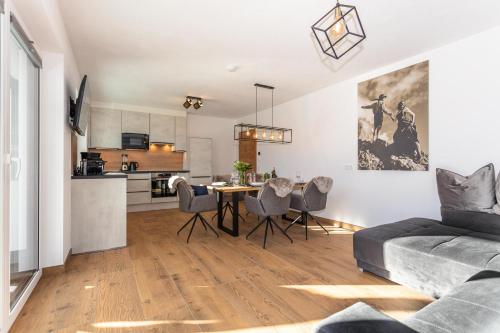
<box><xmin>233</xmin><ymin>160</ymin><xmax>252</xmax><ymax>185</ymax></box>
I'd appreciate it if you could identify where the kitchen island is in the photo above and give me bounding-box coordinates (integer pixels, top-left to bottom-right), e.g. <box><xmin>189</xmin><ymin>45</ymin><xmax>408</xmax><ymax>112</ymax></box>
<box><xmin>71</xmin><ymin>174</ymin><xmax>127</xmax><ymax>254</ymax></box>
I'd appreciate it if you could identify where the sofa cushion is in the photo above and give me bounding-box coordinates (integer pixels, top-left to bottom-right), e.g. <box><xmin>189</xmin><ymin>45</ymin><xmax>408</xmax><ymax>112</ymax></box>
<box><xmin>354</xmin><ymin>218</ymin><xmax>500</xmax><ymax>297</ymax></box>
<box><xmin>442</xmin><ymin>208</ymin><xmax>500</xmax><ymax>236</ymax></box>
<box><xmin>495</xmin><ymin>172</ymin><xmax>500</xmax><ymax>214</ymax></box>
<box><xmin>403</xmin><ymin>270</ymin><xmax>500</xmax><ymax>333</ymax></box>
<box><xmin>436</xmin><ymin>163</ymin><xmax>496</xmax><ymax>212</ymax></box>
<box><xmin>313</xmin><ymin>302</ymin><xmax>417</xmax><ymax>333</ymax></box>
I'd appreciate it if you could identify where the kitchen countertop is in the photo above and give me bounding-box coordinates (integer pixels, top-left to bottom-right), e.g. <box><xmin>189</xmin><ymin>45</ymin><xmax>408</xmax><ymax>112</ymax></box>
<box><xmin>72</xmin><ymin>174</ymin><xmax>128</xmax><ymax>179</ymax></box>
<box><xmin>121</xmin><ymin>170</ymin><xmax>190</xmax><ymax>174</ymax></box>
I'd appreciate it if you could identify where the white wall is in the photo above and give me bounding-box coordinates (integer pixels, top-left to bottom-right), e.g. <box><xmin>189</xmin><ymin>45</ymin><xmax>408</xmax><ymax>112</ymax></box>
<box><xmin>187</xmin><ymin>114</ymin><xmax>238</xmax><ymax>175</ymax></box>
<box><xmin>241</xmin><ymin>27</ymin><xmax>500</xmax><ymax>228</ymax></box>
<box><xmin>39</xmin><ymin>52</ymin><xmax>64</xmax><ymax>267</ymax></box>
<box><xmin>9</xmin><ymin>0</ymin><xmax>81</xmax><ymax>267</ymax></box>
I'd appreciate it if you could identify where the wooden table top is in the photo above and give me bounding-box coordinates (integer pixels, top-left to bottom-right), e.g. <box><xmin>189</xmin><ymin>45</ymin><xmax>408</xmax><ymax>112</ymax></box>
<box><xmin>209</xmin><ymin>183</ymin><xmax>306</xmax><ymax>193</ymax></box>
<box><xmin>209</xmin><ymin>185</ymin><xmax>260</xmax><ymax>193</ymax></box>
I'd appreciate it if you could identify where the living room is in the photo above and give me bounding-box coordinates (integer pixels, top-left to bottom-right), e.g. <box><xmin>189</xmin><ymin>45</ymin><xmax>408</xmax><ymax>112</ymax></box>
<box><xmin>1</xmin><ymin>0</ymin><xmax>500</xmax><ymax>332</ymax></box>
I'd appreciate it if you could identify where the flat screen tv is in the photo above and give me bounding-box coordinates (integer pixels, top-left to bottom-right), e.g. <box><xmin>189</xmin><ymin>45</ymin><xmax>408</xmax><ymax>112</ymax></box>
<box><xmin>69</xmin><ymin>75</ymin><xmax>89</xmax><ymax>136</ymax></box>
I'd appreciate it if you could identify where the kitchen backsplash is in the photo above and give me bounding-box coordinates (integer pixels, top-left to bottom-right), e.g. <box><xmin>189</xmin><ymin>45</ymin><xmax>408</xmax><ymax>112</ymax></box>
<box><xmin>90</xmin><ymin>145</ymin><xmax>185</xmax><ymax>171</ymax></box>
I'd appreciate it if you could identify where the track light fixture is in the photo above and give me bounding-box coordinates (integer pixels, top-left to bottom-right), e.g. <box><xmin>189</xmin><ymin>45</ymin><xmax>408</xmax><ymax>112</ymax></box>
<box><xmin>183</xmin><ymin>96</ymin><xmax>203</xmax><ymax>110</ymax></box>
<box><xmin>183</xmin><ymin>97</ymin><xmax>193</xmax><ymax>109</ymax></box>
<box><xmin>193</xmin><ymin>100</ymin><xmax>203</xmax><ymax>109</ymax></box>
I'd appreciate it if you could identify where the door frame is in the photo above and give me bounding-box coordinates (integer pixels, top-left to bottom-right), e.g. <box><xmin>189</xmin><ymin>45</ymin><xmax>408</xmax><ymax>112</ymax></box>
<box><xmin>0</xmin><ymin>3</ymin><xmax>43</xmax><ymax>331</ymax></box>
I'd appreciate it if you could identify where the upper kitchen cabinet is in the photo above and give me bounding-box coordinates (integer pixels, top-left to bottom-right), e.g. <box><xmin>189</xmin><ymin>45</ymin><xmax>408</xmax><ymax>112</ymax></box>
<box><xmin>89</xmin><ymin>108</ymin><xmax>122</xmax><ymax>149</ymax></box>
<box><xmin>174</xmin><ymin>116</ymin><xmax>187</xmax><ymax>151</ymax></box>
<box><xmin>150</xmin><ymin>114</ymin><xmax>175</xmax><ymax>144</ymax></box>
<box><xmin>122</xmin><ymin>111</ymin><xmax>149</xmax><ymax>134</ymax></box>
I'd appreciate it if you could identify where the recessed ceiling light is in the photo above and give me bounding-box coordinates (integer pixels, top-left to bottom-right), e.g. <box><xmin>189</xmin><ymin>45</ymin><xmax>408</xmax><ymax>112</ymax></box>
<box><xmin>226</xmin><ymin>64</ymin><xmax>239</xmax><ymax>72</ymax></box>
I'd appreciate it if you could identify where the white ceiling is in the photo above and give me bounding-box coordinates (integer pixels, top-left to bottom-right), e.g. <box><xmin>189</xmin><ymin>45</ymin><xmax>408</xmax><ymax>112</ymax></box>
<box><xmin>58</xmin><ymin>0</ymin><xmax>500</xmax><ymax>118</ymax></box>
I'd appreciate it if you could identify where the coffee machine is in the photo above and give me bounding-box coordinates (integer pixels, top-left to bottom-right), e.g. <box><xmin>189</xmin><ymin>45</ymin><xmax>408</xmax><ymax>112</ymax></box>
<box><xmin>121</xmin><ymin>154</ymin><xmax>129</xmax><ymax>171</ymax></box>
<box><xmin>79</xmin><ymin>152</ymin><xmax>106</xmax><ymax>176</ymax></box>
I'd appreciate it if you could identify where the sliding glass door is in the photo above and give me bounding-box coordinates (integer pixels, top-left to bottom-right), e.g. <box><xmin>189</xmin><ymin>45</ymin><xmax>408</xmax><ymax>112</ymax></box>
<box><xmin>8</xmin><ymin>21</ymin><xmax>40</xmax><ymax>309</ymax></box>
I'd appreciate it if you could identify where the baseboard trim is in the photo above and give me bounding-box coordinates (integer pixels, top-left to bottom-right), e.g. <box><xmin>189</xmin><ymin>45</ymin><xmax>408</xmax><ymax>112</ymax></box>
<box><xmin>127</xmin><ymin>202</ymin><xmax>179</xmax><ymax>212</ymax></box>
<box><xmin>285</xmin><ymin>210</ymin><xmax>364</xmax><ymax>232</ymax></box>
<box><xmin>42</xmin><ymin>248</ymin><xmax>72</xmax><ymax>276</ymax></box>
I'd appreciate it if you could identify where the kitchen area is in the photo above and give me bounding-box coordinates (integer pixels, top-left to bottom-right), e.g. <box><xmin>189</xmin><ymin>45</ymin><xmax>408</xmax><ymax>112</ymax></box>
<box><xmin>71</xmin><ymin>107</ymin><xmax>214</xmax><ymax>255</ymax></box>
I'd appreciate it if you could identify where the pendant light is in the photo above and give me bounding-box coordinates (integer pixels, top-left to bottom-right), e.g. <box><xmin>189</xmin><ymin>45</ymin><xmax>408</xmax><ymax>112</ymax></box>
<box><xmin>234</xmin><ymin>84</ymin><xmax>292</xmax><ymax>144</ymax></box>
<box><xmin>311</xmin><ymin>0</ymin><xmax>366</xmax><ymax>60</ymax></box>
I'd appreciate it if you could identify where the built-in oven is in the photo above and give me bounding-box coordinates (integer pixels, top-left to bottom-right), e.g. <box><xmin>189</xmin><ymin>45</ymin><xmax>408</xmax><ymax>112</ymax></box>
<box><xmin>151</xmin><ymin>173</ymin><xmax>177</xmax><ymax>198</ymax></box>
<box><xmin>122</xmin><ymin>133</ymin><xmax>149</xmax><ymax>150</ymax></box>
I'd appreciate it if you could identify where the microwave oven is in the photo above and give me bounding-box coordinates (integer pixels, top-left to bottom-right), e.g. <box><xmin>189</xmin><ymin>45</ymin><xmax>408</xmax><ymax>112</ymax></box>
<box><xmin>122</xmin><ymin>133</ymin><xmax>149</xmax><ymax>150</ymax></box>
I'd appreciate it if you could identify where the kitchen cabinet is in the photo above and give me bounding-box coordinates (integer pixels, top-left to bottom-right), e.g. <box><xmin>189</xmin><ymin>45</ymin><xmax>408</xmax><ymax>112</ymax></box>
<box><xmin>190</xmin><ymin>176</ymin><xmax>212</xmax><ymax>186</ymax></box>
<box><xmin>150</xmin><ymin>114</ymin><xmax>175</xmax><ymax>144</ymax></box>
<box><xmin>89</xmin><ymin>108</ymin><xmax>122</xmax><ymax>149</ymax></box>
<box><xmin>174</xmin><ymin>116</ymin><xmax>187</xmax><ymax>151</ymax></box>
<box><xmin>122</xmin><ymin>111</ymin><xmax>149</xmax><ymax>134</ymax></box>
<box><xmin>127</xmin><ymin>173</ymin><xmax>151</xmax><ymax>205</ymax></box>
<box><xmin>188</xmin><ymin>137</ymin><xmax>212</xmax><ymax>183</ymax></box>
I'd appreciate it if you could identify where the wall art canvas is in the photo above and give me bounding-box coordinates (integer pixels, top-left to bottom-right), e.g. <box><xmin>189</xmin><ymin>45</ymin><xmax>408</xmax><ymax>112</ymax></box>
<box><xmin>358</xmin><ymin>60</ymin><xmax>429</xmax><ymax>171</ymax></box>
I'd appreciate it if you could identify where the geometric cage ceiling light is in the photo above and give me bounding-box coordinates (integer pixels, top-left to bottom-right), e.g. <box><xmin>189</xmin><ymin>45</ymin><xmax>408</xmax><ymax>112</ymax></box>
<box><xmin>183</xmin><ymin>96</ymin><xmax>204</xmax><ymax>110</ymax></box>
<box><xmin>234</xmin><ymin>83</ymin><xmax>292</xmax><ymax>144</ymax></box>
<box><xmin>311</xmin><ymin>0</ymin><xmax>366</xmax><ymax>60</ymax></box>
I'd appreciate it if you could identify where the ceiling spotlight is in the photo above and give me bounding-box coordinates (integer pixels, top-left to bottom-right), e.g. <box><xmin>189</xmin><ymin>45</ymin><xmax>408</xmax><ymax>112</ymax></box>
<box><xmin>193</xmin><ymin>99</ymin><xmax>203</xmax><ymax>109</ymax></box>
<box><xmin>183</xmin><ymin>97</ymin><xmax>193</xmax><ymax>109</ymax></box>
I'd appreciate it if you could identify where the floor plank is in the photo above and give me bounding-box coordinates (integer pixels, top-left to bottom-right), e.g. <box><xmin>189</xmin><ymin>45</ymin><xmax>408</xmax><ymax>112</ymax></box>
<box><xmin>9</xmin><ymin>207</ymin><xmax>433</xmax><ymax>332</ymax></box>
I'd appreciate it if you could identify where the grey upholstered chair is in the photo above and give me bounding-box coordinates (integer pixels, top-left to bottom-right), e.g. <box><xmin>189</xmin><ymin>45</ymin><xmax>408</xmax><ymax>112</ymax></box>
<box><xmin>176</xmin><ymin>179</ymin><xmax>219</xmax><ymax>243</ymax></box>
<box><xmin>286</xmin><ymin>177</ymin><xmax>332</xmax><ymax>239</ymax></box>
<box><xmin>245</xmin><ymin>178</ymin><xmax>294</xmax><ymax>249</ymax></box>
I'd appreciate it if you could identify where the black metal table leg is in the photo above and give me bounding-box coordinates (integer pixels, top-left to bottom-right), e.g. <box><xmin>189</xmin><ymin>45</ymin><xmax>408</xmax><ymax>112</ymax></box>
<box><xmin>232</xmin><ymin>192</ymin><xmax>239</xmax><ymax>236</ymax></box>
<box><xmin>217</xmin><ymin>191</ymin><xmax>223</xmax><ymax>229</ymax></box>
<box><xmin>216</xmin><ymin>190</ymin><xmax>240</xmax><ymax>237</ymax></box>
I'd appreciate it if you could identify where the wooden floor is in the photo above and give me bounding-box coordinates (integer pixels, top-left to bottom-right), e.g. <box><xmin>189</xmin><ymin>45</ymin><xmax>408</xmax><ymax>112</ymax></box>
<box><xmin>10</xmin><ymin>208</ymin><xmax>432</xmax><ymax>333</ymax></box>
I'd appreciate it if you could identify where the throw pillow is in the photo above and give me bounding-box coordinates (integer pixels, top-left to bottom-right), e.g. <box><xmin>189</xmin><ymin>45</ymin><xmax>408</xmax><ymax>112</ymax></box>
<box><xmin>191</xmin><ymin>185</ymin><xmax>209</xmax><ymax>196</ymax></box>
<box><xmin>436</xmin><ymin>163</ymin><xmax>496</xmax><ymax>212</ymax></box>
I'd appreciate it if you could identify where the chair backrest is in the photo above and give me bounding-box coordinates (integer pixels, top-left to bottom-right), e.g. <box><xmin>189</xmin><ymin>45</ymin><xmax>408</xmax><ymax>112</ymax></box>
<box><xmin>257</xmin><ymin>178</ymin><xmax>292</xmax><ymax>216</ymax></box>
<box><xmin>176</xmin><ymin>179</ymin><xmax>194</xmax><ymax>212</ymax></box>
<box><xmin>303</xmin><ymin>177</ymin><xmax>331</xmax><ymax>211</ymax></box>
<box><xmin>213</xmin><ymin>174</ymin><xmax>231</xmax><ymax>182</ymax></box>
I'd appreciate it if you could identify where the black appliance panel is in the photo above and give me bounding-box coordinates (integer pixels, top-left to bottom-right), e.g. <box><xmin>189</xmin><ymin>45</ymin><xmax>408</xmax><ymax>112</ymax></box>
<box><xmin>122</xmin><ymin>133</ymin><xmax>149</xmax><ymax>150</ymax></box>
<box><xmin>151</xmin><ymin>173</ymin><xmax>177</xmax><ymax>198</ymax></box>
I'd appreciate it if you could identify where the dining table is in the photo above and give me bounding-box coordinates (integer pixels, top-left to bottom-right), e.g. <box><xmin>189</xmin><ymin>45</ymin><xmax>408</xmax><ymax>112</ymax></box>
<box><xmin>209</xmin><ymin>183</ymin><xmax>306</xmax><ymax>237</ymax></box>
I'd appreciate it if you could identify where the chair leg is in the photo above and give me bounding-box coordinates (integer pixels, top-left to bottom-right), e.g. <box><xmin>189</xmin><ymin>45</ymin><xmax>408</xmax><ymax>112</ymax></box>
<box><xmin>285</xmin><ymin>213</ymin><xmax>303</xmax><ymax>231</ymax></box>
<box><xmin>304</xmin><ymin>212</ymin><xmax>308</xmax><ymax>240</ymax></box>
<box><xmin>269</xmin><ymin>220</ymin><xmax>274</xmax><ymax>234</ymax></box>
<box><xmin>308</xmin><ymin>213</ymin><xmax>329</xmax><ymax>235</ymax></box>
<box><xmin>238</xmin><ymin>212</ymin><xmax>246</xmax><ymax>223</ymax></box>
<box><xmin>177</xmin><ymin>214</ymin><xmax>197</xmax><ymax>235</ymax></box>
<box><xmin>228</xmin><ymin>202</ymin><xmax>246</xmax><ymax>223</ymax></box>
<box><xmin>222</xmin><ymin>202</ymin><xmax>230</xmax><ymax>220</ymax></box>
<box><xmin>211</xmin><ymin>212</ymin><xmax>218</xmax><ymax>221</ymax></box>
<box><xmin>199</xmin><ymin>214</ymin><xmax>219</xmax><ymax>238</ymax></box>
<box><xmin>186</xmin><ymin>214</ymin><xmax>199</xmax><ymax>243</ymax></box>
<box><xmin>246</xmin><ymin>218</ymin><xmax>266</xmax><ymax>240</ymax></box>
<box><xmin>269</xmin><ymin>218</ymin><xmax>294</xmax><ymax>244</ymax></box>
<box><xmin>263</xmin><ymin>217</ymin><xmax>270</xmax><ymax>249</ymax></box>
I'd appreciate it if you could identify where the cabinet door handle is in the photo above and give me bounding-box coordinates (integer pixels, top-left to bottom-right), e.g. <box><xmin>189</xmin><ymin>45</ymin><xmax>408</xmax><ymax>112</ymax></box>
<box><xmin>11</xmin><ymin>157</ymin><xmax>21</xmax><ymax>180</ymax></box>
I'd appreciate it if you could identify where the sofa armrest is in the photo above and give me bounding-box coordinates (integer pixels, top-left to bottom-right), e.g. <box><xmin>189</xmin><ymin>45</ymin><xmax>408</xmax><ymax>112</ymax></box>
<box><xmin>313</xmin><ymin>302</ymin><xmax>417</xmax><ymax>333</ymax></box>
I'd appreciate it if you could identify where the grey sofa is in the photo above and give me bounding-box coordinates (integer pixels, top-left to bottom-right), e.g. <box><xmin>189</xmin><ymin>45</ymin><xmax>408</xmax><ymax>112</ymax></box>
<box><xmin>354</xmin><ymin>209</ymin><xmax>500</xmax><ymax>298</ymax></box>
<box><xmin>313</xmin><ymin>270</ymin><xmax>500</xmax><ymax>333</ymax></box>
